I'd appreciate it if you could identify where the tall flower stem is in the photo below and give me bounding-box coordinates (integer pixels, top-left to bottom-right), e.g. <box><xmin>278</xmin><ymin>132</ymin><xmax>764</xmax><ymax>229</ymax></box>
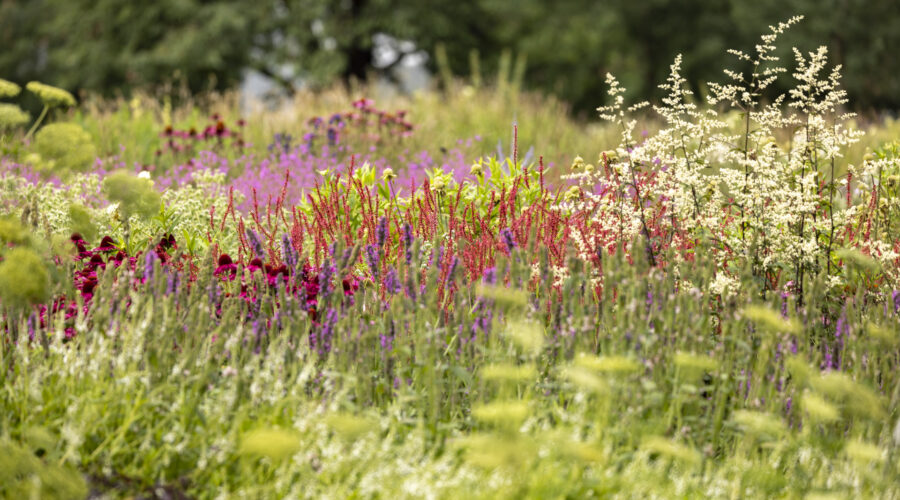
<box><xmin>24</xmin><ymin>105</ymin><xmax>49</xmax><ymax>140</ymax></box>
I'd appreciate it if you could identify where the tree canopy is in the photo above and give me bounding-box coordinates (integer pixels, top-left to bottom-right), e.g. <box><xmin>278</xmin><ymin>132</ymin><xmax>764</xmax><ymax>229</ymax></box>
<box><xmin>1</xmin><ymin>0</ymin><xmax>897</xmax><ymax>113</ymax></box>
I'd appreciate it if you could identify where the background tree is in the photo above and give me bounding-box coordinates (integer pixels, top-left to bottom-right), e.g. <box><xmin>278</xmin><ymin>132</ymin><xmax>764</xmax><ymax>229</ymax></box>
<box><xmin>1</xmin><ymin>0</ymin><xmax>898</xmax><ymax>114</ymax></box>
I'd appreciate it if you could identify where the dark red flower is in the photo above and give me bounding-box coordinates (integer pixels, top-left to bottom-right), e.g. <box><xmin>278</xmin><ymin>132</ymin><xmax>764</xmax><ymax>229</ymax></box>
<box><xmin>264</xmin><ymin>263</ymin><xmax>288</xmax><ymax>287</ymax></box>
<box><xmin>80</xmin><ymin>277</ymin><xmax>98</xmax><ymax>301</ymax></box>
<box><xmin>214</xmin><ymin>254</ymin><xmax>238</xmax><ymax>281</ymax></box>
<box><xmin>87</xmin><ymin>254</ymin><xmax>106</xmax><ymax>270</ymax></box>
<box><xmin>342</xmin><ymin>276</ymin><xmax>359</xmax><ymax>297</ymax></box>
<box><xmin>94</xmin><ymin>236</ymin><xmax>117</xmax><ymax>254</ymax></box>
<box><xmin>111</xmin><ymin>251</ymin><xmax>127</xmax><ymax>267</ymax></box>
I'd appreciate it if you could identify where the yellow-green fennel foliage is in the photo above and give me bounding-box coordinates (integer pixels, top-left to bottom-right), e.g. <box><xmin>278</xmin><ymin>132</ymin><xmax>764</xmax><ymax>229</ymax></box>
<box><xmin>0</xmin><ymin>79</ymin><xmax>21</xmax><ymax>98</ymax></box>
<box><xmin>0</xmin><ymin>216</ymin><xmax>32</xmax><ymax>246</ymax></box>
<box><xmin>102</xmin><ymin>170</ymin><xmax>161</xmax><ymax>220</ymax></box>
<box><xmin>67</xmin><ymin>204</ymin><xmax>97</xmax><ymax>243</ymax></box>
<box><xmin>0</xmin><ymin>247</ymin><xmax>50</xmax><ymax>310</ymax></box>
<box><xmin>0</xmin><ymin>103</ymin><xmax>30</xmax><ymax>131</ymax></box>
<box><xmin>32</xmin><ymin>123</ymin><xmax>98</xmax><ymax>174</ymax></box>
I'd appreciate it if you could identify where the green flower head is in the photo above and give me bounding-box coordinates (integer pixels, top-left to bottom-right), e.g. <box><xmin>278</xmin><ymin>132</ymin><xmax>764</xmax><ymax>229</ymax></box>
<box><xmin>68</xmin><ymin>204</ymin><xmax>97</xmax><ymax>243</ymax></box>
<box><xmin>102</xmin><ymin>170</ymin><xmax>161</xmax><ymax>220</ymax></box>
<box><xmin>0</xmin><ymin>216</ymin><xmax>31</xmax><ymax>246</ymax></box>
<box><xmin>33</xmin><ymin>123</ymin><xmax>97</xmax><ymax>174</ymax></box>
<box><xmin>0</xmin><ymin>103</ymin><xmax>30</xmax><ymax>130</ymax></box>
<box><xmin>26</xmin><ymin>81</ymin><xmax>76</xmax><ymax>108</ymax></box>
<box><xmin>0</xmin><ymin>247</ymin><xmax>50</xmax><ymax>309</ymax></box>
<box><xmin>0</xmin><ymin>78</ymin><xmax>21</xmax><ymax>98</ymax></box>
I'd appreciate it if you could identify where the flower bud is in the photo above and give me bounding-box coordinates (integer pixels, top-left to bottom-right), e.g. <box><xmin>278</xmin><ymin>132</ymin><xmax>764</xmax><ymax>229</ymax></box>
<box><xmin>564</xmin><ymin>186</ymin><xmax>581</xmax><ymax>202</ymax></box>
<box><xmin>571</xmin><ymin>155</ymin><xmax>585</xmax><ymax>171</ymax></box>
<box><xmin>431</xmin><ymin>177</ymin><xmax>446</xmax><ymax>194</ymax></box>
<box><xmin>601</xmin><ymin>150</ymin><xmax>619</xmax><ymax>163</ymax></box>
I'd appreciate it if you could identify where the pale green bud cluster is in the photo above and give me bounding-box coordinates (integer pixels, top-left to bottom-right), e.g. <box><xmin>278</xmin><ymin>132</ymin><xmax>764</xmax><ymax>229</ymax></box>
<box><xmin>33</xmin><ymin>123</ymin><xmax>98</xmax><ymax>174</ymax></box>
<box><xmin>0</xmin><ymin>103</ymin><xmax>30</xmax><ymax>130</ymax></box>
<box><xmin>26</xmin><ymin>81</ymin><xmax>76</xmax><ymax>108</ymax></box>
<box><xmin>0</xmin><ymin>78</ymin><xmax>21</xmax><ymax>98</ymax></box>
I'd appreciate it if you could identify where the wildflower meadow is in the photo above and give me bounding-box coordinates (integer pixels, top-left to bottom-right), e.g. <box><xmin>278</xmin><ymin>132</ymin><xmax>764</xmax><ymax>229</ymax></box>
<box><xmin>1</xmin><ymin>16</ymin><xmax>900</xmax><ymax>499</ymax></box>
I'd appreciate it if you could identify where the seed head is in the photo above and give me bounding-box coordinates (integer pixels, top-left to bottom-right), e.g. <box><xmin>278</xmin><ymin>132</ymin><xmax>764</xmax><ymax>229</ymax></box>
<box><xmin>600</xmin><ymin>150</ymin><xmax>618</xmax><ymax>163</ymax></box>
<box><xmin>571</xmin><ymin>155</ymin><xmax>585</xmax><ymax>171</ymax></box>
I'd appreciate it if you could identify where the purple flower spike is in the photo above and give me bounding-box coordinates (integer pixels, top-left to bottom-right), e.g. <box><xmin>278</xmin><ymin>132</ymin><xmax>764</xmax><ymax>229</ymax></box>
<box><xmin>365</xmin><ymin>244</ymin><xmax>379</xmax><ymax>278</ymax></box>
<box><xmin>376</xmin><ymin>216</ymin><xmax>388</xmax><ymax>248</ymax></box>
<box><xmin>246</xmin><ymin>229</ymin><xmax>265</xmax><ymax>260</ymax></box>
<box><xmin>384</xmin><ymin>267</ymin><xmax>401</xmax><ymax>294</ymax></box>
<box><xmin>282</xmin><ymin>233</ymin><xmax>297</xmax><ymax>271</ymax></box>
<box><xmin>501</xmin><ymin>227</ymin><xmax>516</xmax><ymax>254</ymax></box>
<box><xmin>143</xmin><ymin>251</ymin><xmax>157</xmax><ymax>284</ymax></box>
<box><xmin>402</xmin><ymin>223</ymin><xmax>413</xmax><ymax>264</ymax></box>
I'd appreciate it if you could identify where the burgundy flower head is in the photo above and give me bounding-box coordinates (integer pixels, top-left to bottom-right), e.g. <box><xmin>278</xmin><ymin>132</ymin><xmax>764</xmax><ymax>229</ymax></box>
<box><xmin>88</xmin><ymin>254</ymin><xmax>106</xmax><ymax>270</ymax></box>
<box><xmin>264</xmin><ymin>263</ymin><xmax>289</xmax><ymax>287</ymax></box>
<box><xmin>214</xmin><ymin>253</ymin><xmax>238</xmax><ymax>281</ymax></box>
<box><xmin>94</xmin><ymin>236</ymin><xmax>117</xmax><ymax>254</ymax></box>
<box><xmin>247</xmin><ymin>257</ymin><xmax>264</xmax><ymax>273</ymax></box>
<box><xmin>342</xmin><ymin>276</ymin><xmax>360</xmax><ymax>297</ymax></box>
<box><xmin>111</xmin><ymin>251</ymin><xmax>127</xmax><ymax>267</ymax></box>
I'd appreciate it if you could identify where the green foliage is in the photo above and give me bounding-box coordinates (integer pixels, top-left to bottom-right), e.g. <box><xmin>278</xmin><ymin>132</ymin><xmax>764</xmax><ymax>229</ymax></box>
<box><xmin>3</xmin><ymin>0</ymin><xmax>255</xmax><ymax>96</ymax></box>
<box><xmin>68</xmin><ymin>204</ymin><xmax>97</xmax><ymax>243</ymax></box>
<box><xmin>0</xmin><ymin>440</ymin><xmax>88</xmax><ymax>500</ymax></box>
<box><xmin>0</xmin><ymin>247</ymin><xmax>49</xmax><ymax>309</ymax></box>
<box><xmin>0</xmin><ymin>215</ymin><xmax>31</xmax><ymax>246</ymax></box>
<box><xmin>32</xmin><ymin>122</ymin><xmax>97</xmax><ymax>174</ymax></box>
<box><xmin>0</xmin><ymin>238</ymin><xmax>895</xmax><ymax>497</ymax></box>
<box><xmin>101</xmin><ymin>170</ymin><xmax>161</xmax><ymax>221</ymax></box>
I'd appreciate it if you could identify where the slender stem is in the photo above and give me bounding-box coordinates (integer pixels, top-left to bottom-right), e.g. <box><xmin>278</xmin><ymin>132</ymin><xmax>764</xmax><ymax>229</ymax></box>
<box><xmin>25</xmin><ymin>105</ymin><xmax>50</xmax><ymax>140</ymax></box>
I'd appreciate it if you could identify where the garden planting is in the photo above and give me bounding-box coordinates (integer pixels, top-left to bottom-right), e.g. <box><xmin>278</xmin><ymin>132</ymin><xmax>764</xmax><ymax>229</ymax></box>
<box><xmin>1</xmin><ymin>18</ymin><xmax>899</xmax><ymax>498</ymax></box>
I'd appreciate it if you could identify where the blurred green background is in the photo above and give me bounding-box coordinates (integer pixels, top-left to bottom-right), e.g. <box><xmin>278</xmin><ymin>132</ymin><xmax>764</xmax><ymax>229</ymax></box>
<box><xmin>2</xmin><ymin>0</ymin><xmax>899</xmax><ymax>115</ymax></box>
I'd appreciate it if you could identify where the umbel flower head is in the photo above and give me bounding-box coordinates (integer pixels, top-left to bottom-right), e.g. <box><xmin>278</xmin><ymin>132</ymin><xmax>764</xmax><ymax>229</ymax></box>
<box><xmin>33</xmin><ymin>123</ymin><xmax>97</xmax><ymax>173</ymax></box>
<box><xmin>0</xmin><ymin>103</ymin><xmax>30</xmax><ymax>130</ymax></box>
<box><xmin>102</xmin><ymin>170</ymin><xmax>161</xmax><ymax>220</ymax></box>
<box><xmin>0</xmin><ymin>247</ymin><xmax>50</xmax><ymax>310</ymax></box>
<box><xmin>26</xmin><ymin>81</ymin><xmax>76</xmax><ymax>108</ymax></box>
<box><xmin>0</xmin><ymin>78</ymin><xmax>21</xmax><ymax>98</ymax></box>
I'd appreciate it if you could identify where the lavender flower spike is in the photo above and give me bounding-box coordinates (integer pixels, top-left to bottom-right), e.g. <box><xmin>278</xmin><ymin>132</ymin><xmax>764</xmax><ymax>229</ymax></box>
<box><xmin>246</xmin><ymin>228</ymin><xmax>265</xmax><ymax>259</ymax></box>
<box><xmin>365</xmin><ymin>244</ymin><xmax>380</xmax><ymax>278</ymax></box>
<box><xmin>501</xmin><ymin>227</ymin><xmax>516</xmax><ymax>254</ymax></box>
<box><xmin>376</xmin><ymin>216</ymin><xmax>388</xmax><ymax>249</ymax></box>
